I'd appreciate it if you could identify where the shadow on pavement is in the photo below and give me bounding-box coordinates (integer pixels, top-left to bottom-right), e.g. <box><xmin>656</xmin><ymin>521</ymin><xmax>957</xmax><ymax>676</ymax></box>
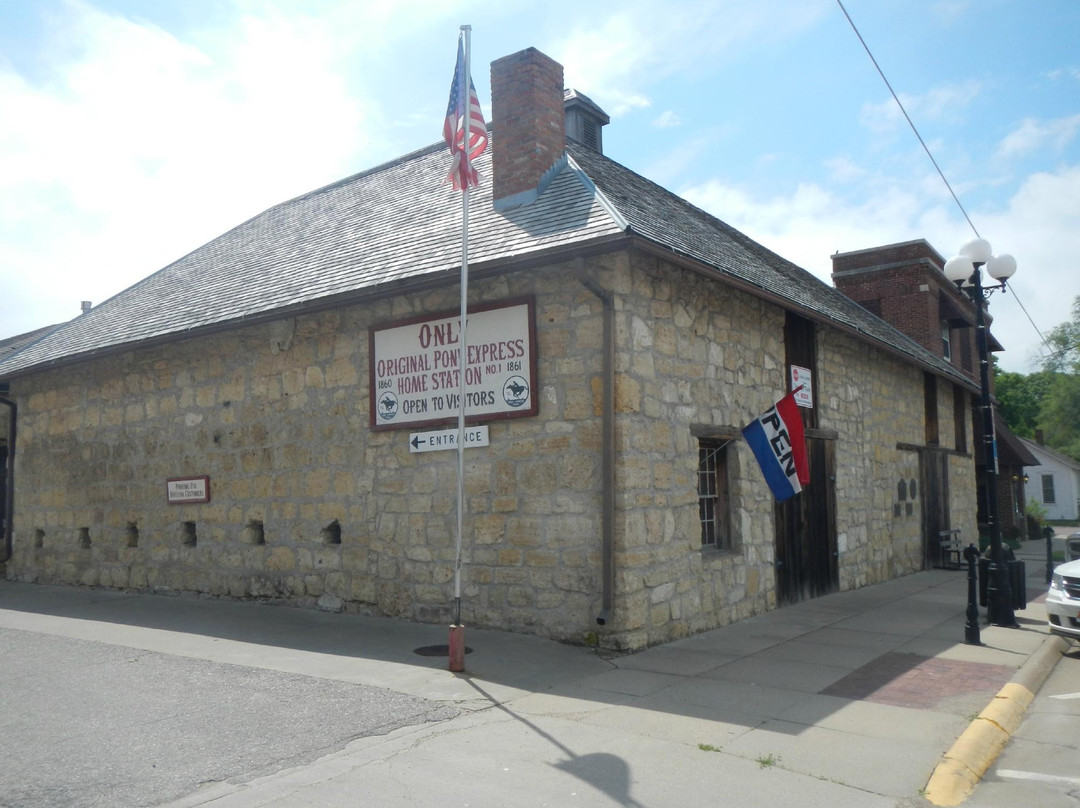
<box><xmin>0</xmin><ymin>552</ymin><xmax>1056</xmax><ymax>746</ymax></box>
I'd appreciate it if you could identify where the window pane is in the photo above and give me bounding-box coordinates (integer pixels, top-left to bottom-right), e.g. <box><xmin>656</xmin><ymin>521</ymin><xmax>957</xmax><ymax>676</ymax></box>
<box><xmin>1042</xmin><ymin>474</ymin><xmax>1056</xmax><ymax>504</ymax></box>
<box><xmin>698</xmin><ymin>439</ymin><xmax>730</xmax><ymax>550</ymax></box>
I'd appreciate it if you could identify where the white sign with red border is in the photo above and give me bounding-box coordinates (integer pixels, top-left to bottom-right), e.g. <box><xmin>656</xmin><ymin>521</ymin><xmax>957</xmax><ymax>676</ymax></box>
<box><xmin>790</xmin><ymin>366</ymin><xmax>813</xmax><ymax>409</ymax></box>
<box><xmin>370</xmin><ymin>299</ymin><xmax>537</xmax><ymax>430</ymax></box>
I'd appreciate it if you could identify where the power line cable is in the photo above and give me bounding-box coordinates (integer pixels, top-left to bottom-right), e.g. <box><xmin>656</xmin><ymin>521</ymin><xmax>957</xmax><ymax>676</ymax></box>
<box><xmin>837</xmin><ymin>0</ymin><xmax>1055</xmax><ymax>364</ymax></box>
<box><xmin>1008</xmin><ymin>290</ymin><xmax>1048</xmax><ymax>350</ymax></box>
<box><xmin>836</xmin><ymin>0</ymin><xmax>979</xmax><ymax>237</ymax></box>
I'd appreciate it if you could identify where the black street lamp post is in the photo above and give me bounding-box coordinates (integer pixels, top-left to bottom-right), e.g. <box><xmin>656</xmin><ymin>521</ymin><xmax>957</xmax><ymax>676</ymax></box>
<box><xmin>944</xmin><ymin>238</ymin><xmax>1018</xmax><ymax>628</ymax></box>
<box><xmin>964</xmin><ymin>542</ymin><xmax>981</xmax><ymax>645</ymax></box>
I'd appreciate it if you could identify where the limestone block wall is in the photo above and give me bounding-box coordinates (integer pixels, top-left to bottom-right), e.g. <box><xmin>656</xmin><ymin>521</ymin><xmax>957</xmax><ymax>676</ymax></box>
<box><xmin>818</xmin><ymin>329</ymin><xmax>977</xmax><ymax>589</ymax></box>
<box><xmin>949</xmin><ymin>448</ymin><xmax>978</xmax><ymax>541</ymax></box>
<box><xmin>818</xmin><ymin>330</ymin><xmax>924</xmax><ymax>586</ymax></box>
<box><xmin>5</xmin><ymin>246</ymin><xmax>976</xmax><ymax>650</ymax></box>
<box><xmin>600</xmin><ymin>253</ymin><xmax>976</xmax><ymax>647</ymax></box>
<box><xmin>602</xmin><ymin>252</ymin><xmax>786</xmax><ymax>649</ymax></box>
<box><xmin>7</xmin><ymin>260</ymin><xmax>615</xmax><ymax>643</ymax></box>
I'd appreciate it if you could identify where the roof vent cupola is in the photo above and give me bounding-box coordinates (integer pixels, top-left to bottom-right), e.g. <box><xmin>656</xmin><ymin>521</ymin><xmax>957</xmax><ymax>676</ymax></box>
<box><xmin>564</xmin><ymin>89</ymin><xmax>609</xmax><ymax>154</ymax></box>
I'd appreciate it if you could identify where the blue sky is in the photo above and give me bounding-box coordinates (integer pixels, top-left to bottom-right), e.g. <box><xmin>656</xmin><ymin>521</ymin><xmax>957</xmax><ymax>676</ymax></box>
<box><xmin>1</xmin><ymin>0</ymin><xmax>1077</xmax><ymax>372</ymax></box>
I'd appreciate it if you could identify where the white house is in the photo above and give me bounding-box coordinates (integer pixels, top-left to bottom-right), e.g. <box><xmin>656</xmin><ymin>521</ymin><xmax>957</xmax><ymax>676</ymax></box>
<box><xmin>1021</xmin><ymin>437</ymin><xmax>1080</xmax><ymax>522</ymax></box>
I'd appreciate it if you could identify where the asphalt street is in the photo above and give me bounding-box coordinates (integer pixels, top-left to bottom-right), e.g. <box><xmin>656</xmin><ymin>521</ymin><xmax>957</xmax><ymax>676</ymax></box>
<box><xmin>0</xmin><ymin>627</ymin><xmax>457</xmax><ymax>808</ymax></box>
<box><xmin>965</xmin><ymin>639</ymin><xmax>1080</xmax><ymax>807</ymax></box>
<box><xmin>0</xmin><ymin>548</ymin><xmax>1068</xmax><ymax>808</ymax></box>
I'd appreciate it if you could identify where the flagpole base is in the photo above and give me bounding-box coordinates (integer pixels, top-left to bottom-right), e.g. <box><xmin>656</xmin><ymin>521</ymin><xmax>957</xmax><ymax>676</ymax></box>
<box><xmin>448</xmin><ymin>624</ymin><xmax>466</xmax><ymax>672</ymax></box>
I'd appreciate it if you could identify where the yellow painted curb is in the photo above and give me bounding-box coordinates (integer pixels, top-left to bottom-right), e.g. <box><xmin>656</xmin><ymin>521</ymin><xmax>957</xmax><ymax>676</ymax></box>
<box><xmin>980</xmin><ymin>682</ymin><xmax>1033</xmax><ymax>732</ymax></box>
<box><xmin>924</xmin><ymin>682</ymin><xmax>1036</xmax><ymax>806</ymax></box>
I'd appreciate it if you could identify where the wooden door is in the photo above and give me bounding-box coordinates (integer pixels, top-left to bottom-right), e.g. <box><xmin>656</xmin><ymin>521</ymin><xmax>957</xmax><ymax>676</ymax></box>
<box><xmin>920</xmin><ymin>450</ymin><xmax>950</xmax><ymax>569</ymax></box>
<box><xmin>775</xmin><ymin>438</ymin><xmax>838</xmax><ymax>605</ymax></box>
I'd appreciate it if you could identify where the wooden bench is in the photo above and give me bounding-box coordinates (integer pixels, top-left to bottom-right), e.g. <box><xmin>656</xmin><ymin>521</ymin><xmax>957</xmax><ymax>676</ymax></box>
<box><xmin>938</xmin><ymin>529</ymin><xmax>964</xmax><ymax>570</ymax></box>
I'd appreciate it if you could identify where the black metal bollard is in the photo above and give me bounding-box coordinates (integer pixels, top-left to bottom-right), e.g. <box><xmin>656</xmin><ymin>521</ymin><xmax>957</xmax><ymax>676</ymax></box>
<box><xmin>964</xmin><ymin>543</ymin><xmax>981</xmax><ymax>646</ymax></box>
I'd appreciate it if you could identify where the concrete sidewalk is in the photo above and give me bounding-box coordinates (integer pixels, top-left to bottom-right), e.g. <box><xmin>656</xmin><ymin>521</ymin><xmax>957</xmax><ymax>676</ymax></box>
<box><xmin>0</xmin><ymin>542</ymin><xmax>1068</xmax><ymax>808</ymax></box>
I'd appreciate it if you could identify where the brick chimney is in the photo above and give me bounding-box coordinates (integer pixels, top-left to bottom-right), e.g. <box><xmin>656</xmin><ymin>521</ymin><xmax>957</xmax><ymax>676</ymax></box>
<box><xmin>490</xmin><ymin>47</ymin><xmax>566</xmax><ymax>211</ymax></box>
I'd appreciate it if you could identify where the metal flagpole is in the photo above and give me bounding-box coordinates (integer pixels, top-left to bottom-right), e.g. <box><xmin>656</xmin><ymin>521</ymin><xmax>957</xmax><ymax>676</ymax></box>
<box><xmin>449</xmin><ymin>24</ymin><xmax>471</xmax><ymax>671</ymax></box>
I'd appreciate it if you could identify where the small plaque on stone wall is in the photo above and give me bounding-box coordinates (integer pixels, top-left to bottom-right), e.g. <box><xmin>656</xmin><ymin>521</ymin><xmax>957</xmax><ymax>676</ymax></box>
<box><xmin>166</xmin><ymin>476</ymin><xmax>210</xmax><ymax>504</ymax></box>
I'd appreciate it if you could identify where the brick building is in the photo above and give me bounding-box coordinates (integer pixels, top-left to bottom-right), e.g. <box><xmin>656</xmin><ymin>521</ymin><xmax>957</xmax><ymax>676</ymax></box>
<box><xmin>0</xmin><ymin>48</ymin><xmax>982</xmax><ymax>650</ymax></box>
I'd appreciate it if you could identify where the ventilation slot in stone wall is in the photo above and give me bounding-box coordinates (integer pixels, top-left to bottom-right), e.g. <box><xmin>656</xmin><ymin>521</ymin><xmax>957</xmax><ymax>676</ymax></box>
<box><xmin>181</xmin><ymin>521</ymin><xmax>197</xmax><ymax>548</ymax></box>
<box><xmin>78</xmin><ymin>527</ymin><xmax>91</xmax><ymax>549</ymax></box>
<box><xmin>320</xmin><ymin>520</ymin><xmax>342</xmax><ymax>545</ymax></box>
<box><xmin>244</xmin><ymin>519</ymin><xmax>265</xmax><ymax>545</ymax></box>
<box><xmin>34</xmin><ymin>528</ymin><xmax>45</xmax><ymax>549</ymax></box>
<box><xmin>125</xmin><ymin>522</ymin><xmax>139</xmax><ymax>548</ymax></box>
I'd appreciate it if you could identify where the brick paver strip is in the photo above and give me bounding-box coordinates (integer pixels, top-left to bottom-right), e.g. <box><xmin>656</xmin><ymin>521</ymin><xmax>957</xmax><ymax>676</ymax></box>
<box><xmin>820</xmin><ymin>652</ymin><xmax>1016</xmax><ymax>709</ymax></box>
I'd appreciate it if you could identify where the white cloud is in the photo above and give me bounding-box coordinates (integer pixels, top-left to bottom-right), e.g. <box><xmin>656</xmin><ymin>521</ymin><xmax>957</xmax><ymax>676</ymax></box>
<box><xmin>680</xmin><ymin>176</ymin><xmax>932</xmax><ymax>278</ymax></box>
<box><xmin>680</xmin><ymin>162</ymin><xmax>1080</xmax><ymax>374</ymax></box>
<box><xmin>0</xmin><ymin>1</ymin><xmax>367</xmax><ymax>336</ymax></box>
<box><xmin>641</xmin><ymin>135</ymin><xmax>718</xmax><ymax>187</ymax></box>
<box><xmin>1046</xmin><ymin>66</ymin><xmax>1080</xmax><ymax>82</ymax></box>
<box><xmin>825</xmin><ymin>155</ymin><xmax>866</xmax><ymax>184</ymax></box>
<box><xmin>553</xmin><ymin>0</ymin><xmax>829</xmax><ymax>117</ymax></box>
<box><xmin>976</xmin><ymin>165</ymin><xmax>1080</xmax><ymax>369</ymax></box>
<box><xmin>997</xmin><ymin>114</ymin><xmax>1080</xmax><ymax>159</ymax></box>
<box><xmin>653</xmin><ymin>110</ymin><xmax>682</xmax><ymax>129</ymax></box>
<box><xmin>918</xmin><ymin>80</ymin><xmax>983</xmax><ymax>119</ymax></box>
<box><xmin>930</xmin><ymin>0</ymin><xmax>972</xmax><ymax>24</ymax></box>
<box><xmin>859</xmin><ymin>80</ymin><xmax>982</xmax><ymax>135</ymax></box>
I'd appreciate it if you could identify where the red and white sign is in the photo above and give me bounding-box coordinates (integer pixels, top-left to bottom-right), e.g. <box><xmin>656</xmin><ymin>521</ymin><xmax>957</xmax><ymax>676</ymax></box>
<box><xmin>369</xmin><ymin>298</ymin><xmax>537</xmax><ymax>430</ymax></box>
<box><xmin>790</xmin><ymin>366</ymin><xmax>813</xmax><ymax>409</ymax></box>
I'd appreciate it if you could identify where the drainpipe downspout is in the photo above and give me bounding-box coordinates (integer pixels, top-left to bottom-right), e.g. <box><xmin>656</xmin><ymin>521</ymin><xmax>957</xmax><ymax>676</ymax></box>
<box><xmin>0</xmin><ymin>392</ymin><xmax>14</xmax><ymax>565</ymax></box>
<box><xmin>575</xmin><ymin>259</ymin><xmax>615</xmax><ymax>627</ymax></box>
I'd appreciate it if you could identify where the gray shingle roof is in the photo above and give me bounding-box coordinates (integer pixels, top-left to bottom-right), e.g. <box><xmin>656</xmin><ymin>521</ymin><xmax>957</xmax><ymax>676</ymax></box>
<box><xmin>0</xmin><ymin>136</ymin><xmax>972</xmax><ymax>391</ymax></box>
<box><xmin>0</xmin><ymin>142</ymin><xmax>623</xmax><ymax>378</ymax></box>
<box><xmin>0</xmin><ymin>323</ymin><xmax>63</xmax><ymax>363</ymax></box>
<box><xmin>568</xmin><ymin>144</ymin><xmax>975</xmax><ymax>389</ymax></box>
<box><xmin>1020</xmin><ymin>436</ymin><xmax>1080</xmax><ymax>470</ymax></box>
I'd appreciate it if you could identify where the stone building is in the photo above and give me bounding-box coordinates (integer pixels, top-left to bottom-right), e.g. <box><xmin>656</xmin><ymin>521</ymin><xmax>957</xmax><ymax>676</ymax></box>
<box><xmin>1</xmin><ymin>324</ymin><xmax>61</xmax><ymax>563</ymax></box>
<box><xmin>832</xmin><ymin>240</ymin><xmax>1036</xmax><ymax>544</ymax></box>
<box><xmin>0</xmin><ymin>48</ymin><xmax>982</xmax><ymax>651</ymax></box>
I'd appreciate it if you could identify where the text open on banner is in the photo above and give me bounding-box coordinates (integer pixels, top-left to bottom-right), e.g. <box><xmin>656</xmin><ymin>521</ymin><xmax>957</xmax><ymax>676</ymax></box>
<box><xmin>369</xmin><ymin>297</ymin><xmax>538</xmax><ymax>430</ymax></box>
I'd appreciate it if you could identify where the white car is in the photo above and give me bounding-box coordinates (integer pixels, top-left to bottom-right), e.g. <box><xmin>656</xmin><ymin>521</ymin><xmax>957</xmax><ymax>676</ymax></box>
<box><xmin>1047</xmin><ymin>558</ymin><xmax>1080</xmax><ymax>640</ymax></box>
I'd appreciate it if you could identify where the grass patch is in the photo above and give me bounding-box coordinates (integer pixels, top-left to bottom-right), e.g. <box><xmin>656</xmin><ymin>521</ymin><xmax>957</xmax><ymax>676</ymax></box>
<box><xmin>756</xmin><ymin>753</ymin><xmax>780</xmax><ymax>768</ymax></box>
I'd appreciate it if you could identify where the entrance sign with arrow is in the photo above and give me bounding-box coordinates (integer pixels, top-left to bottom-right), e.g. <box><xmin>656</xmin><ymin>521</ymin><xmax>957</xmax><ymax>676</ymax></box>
<box><xmin>409</xmin><ymin>425</ymin><xmax>489</xmax><ymax>453</ymax></box>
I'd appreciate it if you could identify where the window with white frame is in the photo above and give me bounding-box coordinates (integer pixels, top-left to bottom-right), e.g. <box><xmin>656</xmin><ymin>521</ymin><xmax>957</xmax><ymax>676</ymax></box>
<box><xmin>941</xmin><ymin>321</ymin><xmax>952</xmax><ymax>361</ymax></box>
<box><xmin>698</xmin><ymin>438</ymin><xmax>732</xmax><ymax>551</ymax></box>
<box><xmin>1042</xmin><ymin>474</ymin><xmax>1056</xmax><ymax>504</ymax></box>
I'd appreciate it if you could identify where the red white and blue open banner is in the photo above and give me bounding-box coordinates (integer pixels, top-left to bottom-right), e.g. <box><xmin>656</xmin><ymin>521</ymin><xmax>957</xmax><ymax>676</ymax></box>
<box><xmin>742</xmin><ymin>391</ymin><xmax>810</xmax><ymax>502</ymax></box>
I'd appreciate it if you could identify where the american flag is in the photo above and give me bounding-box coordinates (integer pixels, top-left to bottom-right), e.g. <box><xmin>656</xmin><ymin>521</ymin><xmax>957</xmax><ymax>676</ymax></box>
<box><xmin>443</xmin><ymin>37</ymin><xmax>487</xmax><ymax>191</ymax></box>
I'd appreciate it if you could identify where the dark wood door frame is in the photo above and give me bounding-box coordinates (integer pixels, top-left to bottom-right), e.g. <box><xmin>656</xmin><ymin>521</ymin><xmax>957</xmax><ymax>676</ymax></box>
<box><xmin>775</xmin><ymin>435</ymin><xmax>838</xmax><ymax>606</ymax></box>
<box><xmin>899</xmin><ymin>443</ymin><xmax>964</xmax><ymax>569</ymax></box>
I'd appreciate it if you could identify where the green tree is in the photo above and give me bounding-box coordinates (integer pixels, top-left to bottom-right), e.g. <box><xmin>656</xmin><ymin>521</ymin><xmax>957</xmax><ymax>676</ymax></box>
<box><xmin>1040</xmin><ymin>374</ymin><xmax>1080</xmax><ymax>461</ymax></box>
<box><xmin>1042</xmin><ymin>296</ymin><xmax>1080</xmax><ymax>373</ymax></box>
<box><xmin>995</xmin><ymin>366</ymin><xmax>1054</xmax><ymax>439</ymax></box>
<box><xmin>1037</xmin><ymin>296</ymin><xmax>1080</xmax><ymax>462</ymax></box>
